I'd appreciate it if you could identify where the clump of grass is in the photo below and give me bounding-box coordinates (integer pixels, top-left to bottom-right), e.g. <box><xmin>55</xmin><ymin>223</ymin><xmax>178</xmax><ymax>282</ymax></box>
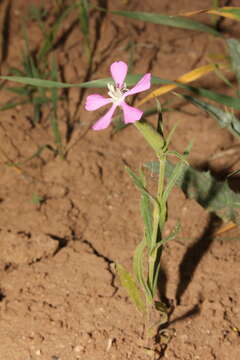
<box><xmin>77</xmin><ymin>0</ymin><xmax>91</xmax><ymax>62</ymax></box>
<box><xmin>0</xmin><ymin>2</ymin><xmax>72</xmax><ymax>157</ymax></box>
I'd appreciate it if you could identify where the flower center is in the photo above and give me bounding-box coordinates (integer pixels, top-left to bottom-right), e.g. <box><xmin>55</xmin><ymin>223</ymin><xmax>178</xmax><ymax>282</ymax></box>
<box><xmin>107</xmin><ymin>83</ymin><xmax>128</xmax><ymax>105</ymax></box>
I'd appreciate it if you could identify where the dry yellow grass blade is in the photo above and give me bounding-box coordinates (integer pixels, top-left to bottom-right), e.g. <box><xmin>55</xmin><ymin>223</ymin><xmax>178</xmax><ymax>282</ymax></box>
<box><xmin>180</xmin><ymin>7</ymin><xmax>240</xmax><ymax>22</ymax></box>
<box><xmin>214</xmin><ymin>221</ymin><xmax>237</xmax><ymax>236</ymax></box>
<box><xmin>136</xmin><ymin>62</ymin><xmax>228</xmax><ymax>106</ymax></box>
<box><xmin>179</xmin><ymin>9</ymin><xmax>210</xmax><ymax>17</ymax></box>
<box><xmin>207</xmin><ymin>7</ymin><xmax>240</xmax><ymax>21</ymax></box>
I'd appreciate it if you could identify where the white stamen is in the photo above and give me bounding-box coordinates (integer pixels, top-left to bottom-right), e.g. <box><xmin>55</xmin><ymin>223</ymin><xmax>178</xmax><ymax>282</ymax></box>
<box><xmin>107</xmin><ymin>82</ymin><xmax>128</xmax><ymax>105</ymax></box>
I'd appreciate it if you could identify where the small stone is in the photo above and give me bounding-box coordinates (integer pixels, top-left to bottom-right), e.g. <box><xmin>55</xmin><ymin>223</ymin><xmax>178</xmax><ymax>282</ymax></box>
<box><xmin>74</xmin><ymin>345</ymin><xmax>84</xmax><ymax>353</ymax></box>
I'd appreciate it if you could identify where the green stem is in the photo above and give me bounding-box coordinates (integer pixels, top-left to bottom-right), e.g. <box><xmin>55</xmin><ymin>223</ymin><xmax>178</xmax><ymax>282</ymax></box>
<box><xmin>148</xmin><ymin>153</ymin><xmax>166</xmax><ymax>295</ymax></box>
<box><xmin>158</xmin><ymin>154</ymin><xmax>167</xmax><ymax>230</ymax></box>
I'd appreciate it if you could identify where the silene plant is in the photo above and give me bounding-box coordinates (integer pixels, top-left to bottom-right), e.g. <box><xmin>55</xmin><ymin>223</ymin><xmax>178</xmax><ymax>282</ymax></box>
<box><xmin>85</xmin><ymin>61</ymin><xmax>188</xmax><ymax>354</ymax></box>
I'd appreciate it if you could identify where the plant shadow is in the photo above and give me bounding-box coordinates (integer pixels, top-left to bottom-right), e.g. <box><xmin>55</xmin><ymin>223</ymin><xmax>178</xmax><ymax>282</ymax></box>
<box><xmin>175</xmin><ymin>213</ymin><xmax>221</xmax><ymax>305</ymax></box>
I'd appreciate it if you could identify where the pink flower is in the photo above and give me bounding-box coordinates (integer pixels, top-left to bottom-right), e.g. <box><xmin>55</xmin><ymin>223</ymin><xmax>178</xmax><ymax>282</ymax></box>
<box><xmin>85</xmin><ymin>61</ymin><xmax>151</xmax><ymax>130</ymax></box>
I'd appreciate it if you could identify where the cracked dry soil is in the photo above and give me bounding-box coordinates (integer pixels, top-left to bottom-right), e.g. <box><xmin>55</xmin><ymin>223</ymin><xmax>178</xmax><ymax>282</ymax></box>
<box><xmin>0</xmin><ymin>0</ymin><xmax>240</xmax><ymax>359</ymax></box>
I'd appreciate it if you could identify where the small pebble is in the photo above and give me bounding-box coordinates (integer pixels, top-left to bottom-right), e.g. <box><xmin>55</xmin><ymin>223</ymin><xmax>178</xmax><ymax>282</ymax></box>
<box><xmin>74</xmin><ymin>345</ymin><xmax>84</xmax><ymax>353</ymax></box>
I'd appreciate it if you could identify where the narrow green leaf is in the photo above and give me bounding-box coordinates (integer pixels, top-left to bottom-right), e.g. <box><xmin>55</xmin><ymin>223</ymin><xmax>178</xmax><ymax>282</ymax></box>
<box><xmin>162</xmin><ymin>146</ymin><xmax>191</xmax><ymax>204</ymax></box>
<box><xmin>49</xmin><ymin>58</ymin><xmax>63</xmax><ymax>155</ymax></box>
<box><xmin>7</xmin><ymin>145</ymin><xmax>55</xmax><ymax>166</ymax></box>
<box><xmin>30</xmin><ymin>56</ymin><xmax>40</xmax><ymax>78</ymax></box>
<box><xmin>126</xmin><ymin>166</ymin><xmax>157</xmax><ymax>204</ymax></box>
<box><xmin>116</xmin><ymin>264</ymin><xmax>146</xmax><ymax>313</ymax></box>
<box><xmin>150</xmin><ymin>221</ymin><xmax>181</xmax><ymax>256</ymax></box>
<box><xmin>9</xmin><ymin>67</ymin><xmax>25</xmax><ymax>76</ymax></box>
<box><xmin>2</xmin><ymin>74</ymin><xmax>240</xmax><ymax>111</ymax></box>
<box><xmin>38</xmin><ymin>6</ymin><xmax>73</xmax><ymax>60</ymax></box>
<box><xmin>110</xmin><ymin>10</ymin><xmax>221</xmax><ymax>36</ymax></box>
<box><xmin>6</xmin><ymin>86</ymin><xmax>32</xmax><ymax>96</ymax></box>
<box><xmin>78</xmin><ymin>0</ymin><xmax>91</xmax><ymax>60</ymax></box>
<box><xmin>78</xmin><ymin>0</ymin><xmax>89</xmax><ymax>38</ymax></box>
<box><xmin>180</xmin><ymin>84</ymin><xmax>240</xmax><ymax>110</ymax></box>
<box><xmin>0</xmin><ymin>100</ymin><xmax>29</xmax><ymax>111</ymax></box>
<box><xmin>227</xmin><ymin>38</ymin><xmax>240</xmax><ymax>95</ymax></box>
<box><xmin>0</xmin><ymin>74</ymin><xmax>172</xmax><ymax>88</ymax></box>
<box><xmin>134</xmin><ymin>121</ymin><xmax>165</xmax><ymax>154</ymax></box>
<box><xmin>21</xmin><ymin>27</ymin><xmax>32</xmax><ymax>75</ymax></box>
<box><xmin>178</xmin><ymin>93</ymin><xmax>240</xmax><ymax>138</ymax></box>
<box><xmin>33</xmin><ymin>96</ymin><xmax>51</xmax><ymax>105</ymax></box>
<box><xmin>162</xmin><ymin>158</ymin><xmax>188</xmax><ymax>203</ymax></box>
<box><xmin>133</xmin><ymin>241</ymin><xmax>152</xmax><ymax>302</ymax></box>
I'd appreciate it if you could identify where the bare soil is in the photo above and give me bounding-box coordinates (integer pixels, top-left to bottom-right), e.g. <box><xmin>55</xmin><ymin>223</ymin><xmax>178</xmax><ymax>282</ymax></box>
<box><xmin>0</xmin><ymin>1</ymin><xmax>240</xmax><ymax>359</ymax></box>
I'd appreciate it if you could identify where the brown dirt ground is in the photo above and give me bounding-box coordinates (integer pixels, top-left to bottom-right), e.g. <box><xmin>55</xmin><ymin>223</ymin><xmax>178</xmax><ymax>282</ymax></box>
<box><xmin>0</xmin><ymin>0</ymin><xmax>240</xmax><ymax>359</ymax></box>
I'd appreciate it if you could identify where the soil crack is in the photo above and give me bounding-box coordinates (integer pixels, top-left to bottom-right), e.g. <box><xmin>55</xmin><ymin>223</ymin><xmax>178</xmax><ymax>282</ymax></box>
<box><xmin>81</xmin><ymin>238</ymin><xmax>118</xmax><ymax>296</ymax></box>
<box><xmin>47</xmin><ymin>233</ymin><xmax>68</xmax><ymax>256</ymax></box>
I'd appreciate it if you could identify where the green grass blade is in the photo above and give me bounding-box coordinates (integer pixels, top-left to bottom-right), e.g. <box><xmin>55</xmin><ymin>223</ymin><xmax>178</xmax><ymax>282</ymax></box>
<box><xmin>110</xmin><ymin>10</ymin><xmax>221</xmax><ymax>37</ymax></box>
<box><xmin>181</xmin><ymin>85</ymin><xmax>240</xmax><ymax>110</ymax></box>
<box><xmin>30</xmin><ymin>56</ymin><xmax>40</xmax><ymax>78</ymax></box>
<box><xmin>3</xmin><ymin>74</ymin><xmax>239</xmax><ymax>111</ymax></box>
<box><xmin>7</xmin><ymin>145</ymin><xmax>54</xmax><ymax>166</ymax></box>
<box><xmin>9</xmin><ymin>67</ymin><xmax>25</xmax><ymax>76</ymax></box>
<box><xmin>78</xmin><ymin>0</ymin><xmax>91</xmax><ymax>60</ymax></box>
<box><xmin>22</xmin><ymin>53</ymin><xmax>33</xmax><ymax>78</ymax></box>
<box><xmin>0</xmin><ymin>100</ymin><xmax>29</xmax><ymax>111</ymax></box>
<box><xmin>38</xmin><ymin>6</ymin><xmax>73</xmax><ymax>60</ymax></box>
<box><xmin>0</xmin><ymin>74</ymin><xmax>172</xmax><ymax>88</ymax></box>
<box><xmin>49</xmin><ymin>58</ymin><xmax>63</xmax><ymax>156</ymax></box>
<box><xmin>21</xmin><ymin>27</ymin><xmax>34</xmax><ymax>77</ymax></box>
<box><xmin>33</xmin><ymin>96</ymin><xmax>51</xmax><ymax>105</ymax></box>
<box><xmin>3</xmin><ymin>74</ymin><xmax>240</xmax><ymax>109</ymax></box>
<box><xmin>227</xmin><ymin>38</ymin><xmax>240</xmax><ymax>95</ymax></box>
<box><xmin>178</xmin><ymin>93</ymin><xmax>240</xmax><ymax>138</ymax></box>
<box><xmin>116</xmin><ymin>264</ymin><xmax>146</xmax><ymax>313</ymax></box>
<box><xmin>6</xmin><ymin>86</ymin><xmax>32</xmax><ymax>96</ymax></box>
<box><xmin>0</xmin><ymin>76</ymin><xmax>76</xmax><ymax>88</ymax></box>
<box><xmin>78</xmin><ymin>0</ymin><xmax>89</xmax><ymax>38</ymax></box>
<box><xmin>27</xmin><ymin>3</ymin><xmax>48</xmax><ymax>24</ymax></box>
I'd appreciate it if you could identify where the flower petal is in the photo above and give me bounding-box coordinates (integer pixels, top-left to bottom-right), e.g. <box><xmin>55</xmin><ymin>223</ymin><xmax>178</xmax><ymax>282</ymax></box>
<box><xmin>121</xmin><ymin>102</ymin><xmax>143</xmax><ymax>124</ymax></box>
<box><xmin>92</xmin><ymin>104</ymin><xmax>117</xmax><ymax>131</ymax></box>
<box><xmin>125</xmin><ymin>73</ymin><xmax>151</xmax><ymax>96</ymax></box>
<box><xmin>110</xmin><ymin>61</ymin><xmax>128</xmax><ymax>88</ymax></box>
<box><xmin>85</xmin><ymin>94</ymin><xmax>112</xmax><ymax>111</ymax></box>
